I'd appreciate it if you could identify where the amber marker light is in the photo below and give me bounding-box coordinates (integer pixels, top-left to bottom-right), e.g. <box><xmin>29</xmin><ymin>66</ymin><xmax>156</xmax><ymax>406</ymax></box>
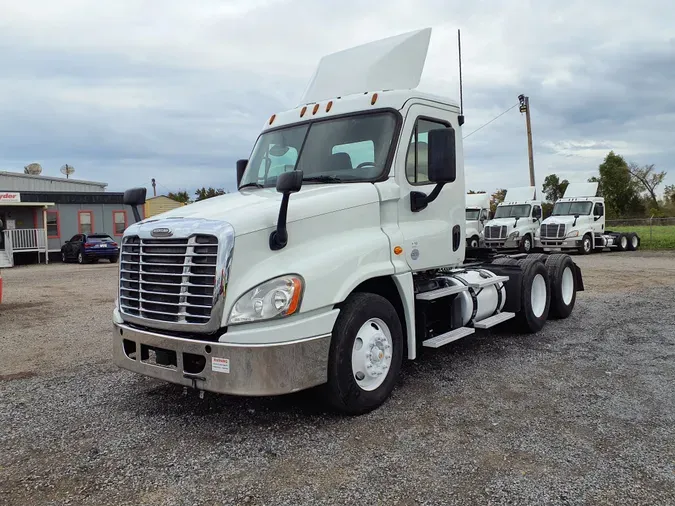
<box><xmin>269</xmin><ymin>114</ymin><xmax>276</xmax><ymax>125</ymax></box>
<box><xmin>300</xmin><ymin>106</ymin><xmax>307</xmax><ymax>117</ymax></box>
<box><xmin>326</xmin><ymin>100</ymin><xmax>333</xmax><ymax>112</ymax></box>
<box><xmin>394</xmin><ymin>246</ymin><xmax>403</xmax><ymax>255</ymax></box>
<box><xmin>371</xmin><ymin>93</ymin><xmax>378</xmax><ymax>105</ymax></box>
<box><xmin>312</xmin><ymin>103</ymin><xmax>320</xmax><ymax>114</ymax></box>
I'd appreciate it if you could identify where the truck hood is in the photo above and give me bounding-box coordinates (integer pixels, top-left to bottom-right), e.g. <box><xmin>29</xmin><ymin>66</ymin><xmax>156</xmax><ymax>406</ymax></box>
<box><xmin>140</xmin><ymin>183</ymin><xmax>380</xmax><ymax>236</ymax></box>
<box><xmin>542</xmin><ymin>215</ymin><xmax>580</xmax><ymax>226</ymax></box>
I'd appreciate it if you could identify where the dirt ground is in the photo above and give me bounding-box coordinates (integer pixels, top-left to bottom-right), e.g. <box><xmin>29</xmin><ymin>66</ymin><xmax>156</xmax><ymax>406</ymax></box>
<box><xmin>1</xmin><ymin>251</ymin><xmax>674</xmax><ymax>505</ymax></box>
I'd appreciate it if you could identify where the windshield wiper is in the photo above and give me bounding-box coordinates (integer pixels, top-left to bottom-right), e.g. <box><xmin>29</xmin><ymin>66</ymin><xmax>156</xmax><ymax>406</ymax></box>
<box><xmin>239</xmin><ymin>182</ymin><xmax>264</xmax><ymax>189</ymax></box>
<box><xmin>303</xmin><ymin>175</ymin><xmax>342</xmax><ymax>183</ymax></box>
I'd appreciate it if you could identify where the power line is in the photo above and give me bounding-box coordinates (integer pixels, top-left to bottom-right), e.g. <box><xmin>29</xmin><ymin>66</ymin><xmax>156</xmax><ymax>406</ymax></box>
<box><xmin>463</xmin><ymin>103</ymin><xmax>519</xmax><ymax>139</ymax></box>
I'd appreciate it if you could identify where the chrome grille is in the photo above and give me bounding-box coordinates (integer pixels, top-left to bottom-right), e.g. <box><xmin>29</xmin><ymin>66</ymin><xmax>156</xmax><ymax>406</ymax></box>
<box><xmin>541</xmin><ymin>224</ymin><xmax>566</xmax><ymax>238</ymax></box>
<box><xmin>485</xmin><ymin>225</ymin><xmax>507</xmax><ymax>239</ymax></box>
<box><xmin>119</xmin><ymin>235</ymin><xmax>218</xmax><ymax>325</ymax></box>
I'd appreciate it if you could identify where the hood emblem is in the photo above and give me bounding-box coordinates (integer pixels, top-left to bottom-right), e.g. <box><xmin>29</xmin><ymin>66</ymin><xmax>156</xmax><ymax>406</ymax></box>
<box><xmin>151</xmin><ymin>227</ymin><xmax>173</xmax><ymax>237</ymax></box>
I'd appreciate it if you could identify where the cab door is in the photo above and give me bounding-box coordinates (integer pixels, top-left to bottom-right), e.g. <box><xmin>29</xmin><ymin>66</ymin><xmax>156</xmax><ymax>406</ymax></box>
<box><xmin>395</xmin><ymin>103</ymin><xmax>465</xmax><ymax>271</ymax></box>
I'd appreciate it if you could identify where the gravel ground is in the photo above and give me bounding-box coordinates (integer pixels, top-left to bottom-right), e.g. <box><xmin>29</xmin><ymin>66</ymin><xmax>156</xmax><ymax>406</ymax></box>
<box><xmin>1</xmin><ymin>252</ymin><xmax>674</xmax><ymax>505</ymax></box>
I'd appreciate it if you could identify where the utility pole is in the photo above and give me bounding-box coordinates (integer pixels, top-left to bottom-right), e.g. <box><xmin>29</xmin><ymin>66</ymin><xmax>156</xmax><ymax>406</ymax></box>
<box><xmin>518</xmin><ymin>94</ymin><xmax>535</xmax><ymax>187</ymax></box>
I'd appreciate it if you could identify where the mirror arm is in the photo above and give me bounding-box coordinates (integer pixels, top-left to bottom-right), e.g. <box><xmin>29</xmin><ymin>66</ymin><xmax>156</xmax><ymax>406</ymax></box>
<box><xmin>131</xmin><ymin>206</ymin><xmax>142</xmax><ymax>223</ymax></box>
<box><xmin>410</xmin><ymin>183</ymin><xmax>446</xmax><ymax>212</ymax></box>
<box><xmin>269</xmin><ymin>193</ymin><xmax>291</xmax><ymax>250</ymax></box>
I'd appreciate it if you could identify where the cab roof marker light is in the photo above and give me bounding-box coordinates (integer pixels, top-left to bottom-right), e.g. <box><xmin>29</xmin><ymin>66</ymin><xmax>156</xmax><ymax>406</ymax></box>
<box><xmin>312</xmin><ymin>103</ymin><xmax>320</xmax><ymax>114</ymax></box>
<box><xmin>269</xmin><ymin>114</ymin><xmax>276</xmax><ymax>125</ymax></box>
<box><xmin>300</xmin><ymin>106</ymin><xmax>307</xmax><ymax>117</ymax></box>
<box><xmin>326</xmin><ymin>100</ymin><xmax>333</xmax><ymax>112</ymax></box>
<box><xmin>371</xmin><ymin>93</ymin><xmax>379</xmax><ymax>105</ymax></box>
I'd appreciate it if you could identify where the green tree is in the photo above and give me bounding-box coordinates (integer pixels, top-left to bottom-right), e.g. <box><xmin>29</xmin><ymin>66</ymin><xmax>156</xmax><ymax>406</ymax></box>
<box><xmin>627</xmin><ymin>162</ymin><xmax>667</xmax><ymax>209</ymax></box>
<box><xmin>664</xmin><ymin>184</ymin><xmax>675</xmax><ymax>204</ymax></box>
<box><xmin>194</xmin><ymin>187</ymin><xmax>227</xmax><ymax>201</ymax></box>
<box><xmin>168</xmin><ymin>190</ymin><xmax>190</xmax><ymax>204</ymax></box>
<box><xmin>490</xmin><ymin>188</ymin><xmax>506</xmax><ymax>214</ymax></box>
<box><xmin>542</xmin><ymin>174</ymin><xmax>569</xmax><ymax>202</ymax></box>
<box><xmin>592</xmin><ymin>151</ymin><xmax>643</xmax><ymax>218</ymax></box>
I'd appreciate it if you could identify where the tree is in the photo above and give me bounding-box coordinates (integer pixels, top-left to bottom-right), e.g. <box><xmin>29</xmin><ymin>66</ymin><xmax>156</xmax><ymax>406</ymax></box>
<box><xmin>490</xmin><ymin>188</ymin><xmax>506</xmax><ymax>213</ymax></box>
<box><xmin>542</xmin><ymin>174</ymin><xmax>569</xmax><ymax>202</ymax></box>
<box><xmin>592</xmin><ymin>151</ymin><xmax>643</xmax><ymax>218</ymax></box>
<box><xmin>665</xmin><ymin>184</ymin><xmax>675</xmax><ymax>204</ymax></box>
<box><xmin>627</xmin><ymin>162</ymin><xmax>667</xmax><ymax>209</ymax></box>
<box><xmin>168</xmin><ymin>191</ymin><xmax>190</xmax><ymax>204</ymax></box>
<box><xmin>194</xmin><ymin>187</ymin><xmax>227</xmax><ymax>201</ymax></box>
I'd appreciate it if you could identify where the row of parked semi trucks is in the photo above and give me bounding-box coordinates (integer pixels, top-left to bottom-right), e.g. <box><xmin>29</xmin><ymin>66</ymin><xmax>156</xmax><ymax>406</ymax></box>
<box><xmin>465</xmin><ymin>182</ymin><xmax>641</xmax><ymax>255</ymax></box>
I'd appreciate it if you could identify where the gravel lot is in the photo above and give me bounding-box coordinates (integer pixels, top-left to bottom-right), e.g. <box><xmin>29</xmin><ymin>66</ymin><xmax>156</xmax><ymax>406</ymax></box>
<box><xmin>1</xmin><ymin>252</ymin><xmax>674</xmax><ymax>506</ymax></box>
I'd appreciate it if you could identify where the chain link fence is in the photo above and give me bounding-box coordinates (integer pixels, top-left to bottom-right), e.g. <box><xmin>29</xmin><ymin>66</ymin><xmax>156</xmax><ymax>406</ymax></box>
<box><xmin>605</xmin><ymin>217</ymin><xmax>675</xmax><ymax>249</ymax></box>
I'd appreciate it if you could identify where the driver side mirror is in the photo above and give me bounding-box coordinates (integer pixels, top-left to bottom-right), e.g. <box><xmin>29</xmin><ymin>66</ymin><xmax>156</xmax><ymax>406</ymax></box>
<box><xmin>269</xmin><ymin>170</ymin><xmax>304</xmax><ymax>251</ymax></box>
<box><xmin>236</xmin><ymin>159</ymin><xmax>248</xmax><ymax>186</ymax></box>
<box><xmin>532</xmin><ymin>207</ymin><xmax>542</xmax><ymax>219</ymax></box>
<box><xmin>427</xmin><ymin>127</ymin><xmax>456</xmax><ymax>183</ymax></box>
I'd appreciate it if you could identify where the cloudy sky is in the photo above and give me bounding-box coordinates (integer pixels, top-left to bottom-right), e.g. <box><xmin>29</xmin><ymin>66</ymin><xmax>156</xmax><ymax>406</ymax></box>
<box><xmin>1</xmin><ymin>0</ymin><xmax>673</xmax><ymax>197</ymax></box>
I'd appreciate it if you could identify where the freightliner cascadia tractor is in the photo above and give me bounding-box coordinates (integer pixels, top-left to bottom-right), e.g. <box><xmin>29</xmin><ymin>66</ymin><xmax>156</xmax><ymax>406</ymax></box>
<box><xmin>114</xmin><ymin>28</ymin><xmax>585</xmax><ymax>415</ymax></box>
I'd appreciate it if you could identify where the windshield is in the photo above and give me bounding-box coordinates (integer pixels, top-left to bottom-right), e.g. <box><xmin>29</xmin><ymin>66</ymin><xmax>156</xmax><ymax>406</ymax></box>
<box><xmin>239</xmin><ymin>112</ymin><xmax>398</xmax><ymax>188</ymax></box>
<box><xmin>552</xmin><ymin>201</ymin><xmax>593</xmax><ymax>216</ymax></box>
<box><xmin>465</xmin><ymin>209</ymin><xmax>480</xmax><ymax>220</ymax></box>
<box><xmin>494</xmin><ymin>204</ymin><xmax>531</xmax><ymax>218</ymax></box>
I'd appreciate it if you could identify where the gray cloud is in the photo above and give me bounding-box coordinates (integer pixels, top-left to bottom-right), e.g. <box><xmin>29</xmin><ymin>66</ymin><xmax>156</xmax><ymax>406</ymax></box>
<box><xmin>0</xmin><ymin>0</ymin><xmax>673</xmax><ymax>197</ymax></box>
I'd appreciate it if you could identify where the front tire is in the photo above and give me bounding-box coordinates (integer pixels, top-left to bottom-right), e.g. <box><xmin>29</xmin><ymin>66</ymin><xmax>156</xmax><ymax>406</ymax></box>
<box><xmin>61</xmin><ymin>251</ymin><xmax>67</xmax><ymax>263</ymax></box>
<box><xmin>468</xmin><ymin>236</ymin><xmax>480</xmax><ymax>249</ymax></box>
<box><xmin>519</xmin><ymin>234</ymin><xmax>533</xmax><ymax>253</ymax></box>
<box><xmin>324</xmin><ymin>292</ymin><xmax>404</xmax><ymax>415</ymax></box>
<box><xmin>579</xmin><ymin>234</ymin><xmax>593</xmax><ymax>255</ymax></box>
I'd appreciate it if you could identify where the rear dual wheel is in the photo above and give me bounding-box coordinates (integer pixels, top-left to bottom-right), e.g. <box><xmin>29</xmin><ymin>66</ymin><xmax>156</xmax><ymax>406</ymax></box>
<box><xmin>544</xmin><ymin>253</ymin><xmax>577</xmax><ymax>319</ymax></box>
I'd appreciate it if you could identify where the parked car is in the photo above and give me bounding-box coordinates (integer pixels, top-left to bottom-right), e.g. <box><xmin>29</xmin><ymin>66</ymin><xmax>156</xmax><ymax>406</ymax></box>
<box><xmin>61</xmin><ymin>234</ymin><xmax>120</xmax><ymax>264</ymax></box>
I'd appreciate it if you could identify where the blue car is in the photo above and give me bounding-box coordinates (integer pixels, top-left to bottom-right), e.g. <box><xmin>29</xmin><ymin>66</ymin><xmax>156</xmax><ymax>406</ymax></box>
<box><xmin>61</xmin><ymin>233</ymin><xmax>120</xmax><ymax>264</ymax></box>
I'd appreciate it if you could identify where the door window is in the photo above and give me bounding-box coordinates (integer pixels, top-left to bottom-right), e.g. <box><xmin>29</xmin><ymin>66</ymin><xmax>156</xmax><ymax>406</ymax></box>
<box><xmin>405</xmin><ymin>118</ymin><xmax>451</xmax><ymax>185</ymax></box>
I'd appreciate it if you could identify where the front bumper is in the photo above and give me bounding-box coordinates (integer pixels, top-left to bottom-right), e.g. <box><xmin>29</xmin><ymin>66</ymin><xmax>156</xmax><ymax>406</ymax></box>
<box><xmin>484</xmin><ymin>237</ymin><xmax>520</xmax><ymax>249</ymax></box>
<box><xmin>536</xmin><ymin>237</ymin><xmax>583</xmax><ymax>249</ymax></box>
<box><xmin>113</xmin><ymin>322</ymin><xmax>331</xmax><ymax>396</ymax></box>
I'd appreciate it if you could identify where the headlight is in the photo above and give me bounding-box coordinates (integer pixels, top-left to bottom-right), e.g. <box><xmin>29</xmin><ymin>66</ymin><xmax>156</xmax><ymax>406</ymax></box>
<box><xmin>566</xmin><ymin>230</ymin><xmax>579</xmax><ymax>238</ymax></box>
<box><xmin>508</xmin><ymin>230</ymin><xmax>520</xmax><ymax>238</ymax></box>
<box><xmin>228</xmin><ymin>275</ymin><xmax>304</xmax><ymax>325</ymax></box>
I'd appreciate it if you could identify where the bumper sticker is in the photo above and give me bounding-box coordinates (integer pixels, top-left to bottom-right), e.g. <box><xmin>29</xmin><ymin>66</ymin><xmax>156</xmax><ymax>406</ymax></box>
<box><xmin>212</xmin><ymin>357</ymin><xmax>230</xmax><ymax>373</ymax></box>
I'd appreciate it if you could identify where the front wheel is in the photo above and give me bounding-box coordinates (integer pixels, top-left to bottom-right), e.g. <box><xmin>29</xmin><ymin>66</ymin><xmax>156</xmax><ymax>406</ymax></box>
<box><xmin>61</xmin><ymin>251</ymin><xmax>67</xmax><ymax>263</ymax></box>
<box><xmin>519</xmin><ymin>234</ymin><xmax>533</xmax><ymax>253</ymax></box>
<box><xmin>579</xmin><ymin>234</ymin><xmax>593</xmax><ymax>255</ymax></box>
<box><xmin>324</xmin><ymin>292</ymin><xmax>404</xmax><ymax>415</ymax></box>
<box><xmin>467</xmin><ymin>236</ymin><xmax>480</xmax><ymax>249</ymax></box>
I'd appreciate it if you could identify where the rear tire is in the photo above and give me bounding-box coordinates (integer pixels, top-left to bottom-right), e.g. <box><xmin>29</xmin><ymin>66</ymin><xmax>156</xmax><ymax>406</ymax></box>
<box><xmin>324</xmin><ymin>292</ymin><xmax>404</xmax><ymax>415</ymax></box>
<box><xmin>545</xmin><ymin>253</ymin><xmax>577</xmax><ymax>319</ymax></box>
<box><xmin>514</xmin><ymin>257</ymin><xmax>551</xmax><ymax>333</ymax></box>
<box><xmin>526</xmin><ymin>253</ymin><xmax>549</xmax><ymax>264</ymax></box>
<box><xmin>616</xmin><ymin>233</ymin><xmax>628</xmax><ymax>252</ymax></box>
<box><xmin>627</xmin><ymin>233</ymin><xmax>640</xmax><ymax>251</ymax></box>
<box><xmin>77</xmin><ymin>252</ymin><xmax>85</xmax><ymax>264</ymax></box>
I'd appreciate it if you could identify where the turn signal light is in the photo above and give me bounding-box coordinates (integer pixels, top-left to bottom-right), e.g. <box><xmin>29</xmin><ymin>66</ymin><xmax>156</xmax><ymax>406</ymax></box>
<box><xmin>394</xmin><ymin>246</ymin><xmax>403</xmax><ymax>255</ymax></box>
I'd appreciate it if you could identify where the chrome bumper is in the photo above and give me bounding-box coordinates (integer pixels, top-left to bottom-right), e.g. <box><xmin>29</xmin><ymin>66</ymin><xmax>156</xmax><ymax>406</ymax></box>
<box><xmin>113</xmin><ymin>323</ymin><xmax>331</xmax><ymax>396</ymax></box>
<box><xmin>484</xmin><ymin>238</ymin><xmax>520</xmax><ymax>249</ymax></box>
<box><xmin>536</xmin><ymin>237</ymin><xmax>582</xmax><ymax>249</ymax></box>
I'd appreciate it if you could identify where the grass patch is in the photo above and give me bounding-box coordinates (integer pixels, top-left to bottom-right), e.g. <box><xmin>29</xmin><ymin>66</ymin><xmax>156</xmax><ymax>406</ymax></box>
<box><xmin>607</xmin><ymin>225</ymin><xmax>675</xmax><ymax>250</ymax></box>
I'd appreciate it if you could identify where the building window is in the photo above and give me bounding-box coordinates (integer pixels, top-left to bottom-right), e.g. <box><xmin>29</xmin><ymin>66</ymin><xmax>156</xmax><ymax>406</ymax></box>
<box><xmin>405</xmin><ymin>118</ymin><xmax>452</xmax><ymax>185</ymax></box>
<box><xmin>78</xmin><ymin>211</ymin><xmax>94</xmax><ymax>234</ymax></box>
<box><xmin>47</xmin><ymin>210</ymin><xmax>60</xmax><ymax>238</ymax></box>
<box><xmin>113</xmin><ymin>211</ymin><xmax>127</xmax><ymax>236</ymax></box>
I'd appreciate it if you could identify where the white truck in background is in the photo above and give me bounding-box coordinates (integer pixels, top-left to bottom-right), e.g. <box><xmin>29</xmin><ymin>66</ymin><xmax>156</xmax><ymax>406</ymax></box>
<box><xmin>113</xmin><ymin>28</ymin><xmax>585</xmax><ymax>415</ymax></box>
<box><xmin>536</xmin><ymin>182</ymin><xmax>641</xmax><ymax>254</ymax></box>
<box><xmin>481</xmin><ymin>187</ymin><xmax>543</xmax><ymax>253</ymax></box>
<box><xmin>465</xmin><ymin>193</ymin><xmax>490</xmax><ymax>249</ymax></box>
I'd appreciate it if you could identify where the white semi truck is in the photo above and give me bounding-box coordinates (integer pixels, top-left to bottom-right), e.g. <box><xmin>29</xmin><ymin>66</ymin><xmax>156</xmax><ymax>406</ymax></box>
<box><xmin>113</xmin><ymin>28</ymin><xmax>585</xmax><ymax>415</ymax></box>
<box><xmin>536</xmin><ymin>181</ymin><xmax>641</xmax><ymax>254</ymax></box>
<box><xmin>481</xmin><ymin>187</ymin><xmax>543</xmax><ymax>253</ymax></box>
<box><xmin>465</xmin><ymin>193</ymin><xmax>490</xmax><ymax>249</ymax></box>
